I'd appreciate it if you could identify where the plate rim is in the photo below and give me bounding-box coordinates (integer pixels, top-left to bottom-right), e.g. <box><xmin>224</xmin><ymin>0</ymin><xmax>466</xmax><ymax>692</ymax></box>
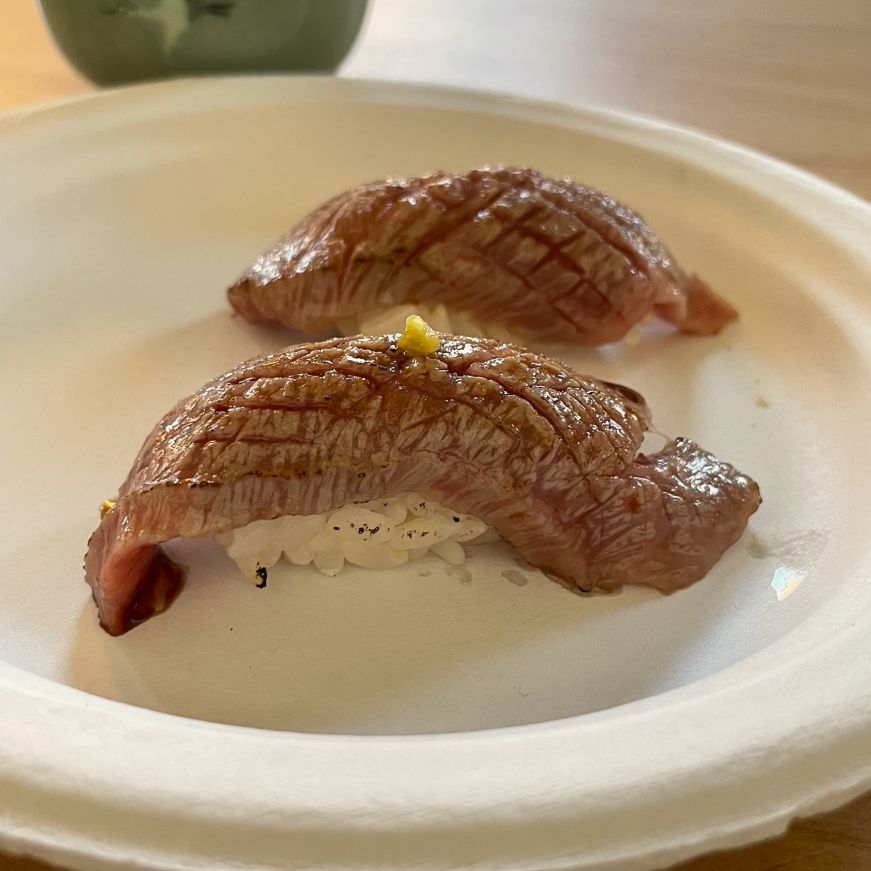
<box><xmin>0</xmin><ymin>74</ymin><xmax>870</xmax><ymax>871</ymax></box>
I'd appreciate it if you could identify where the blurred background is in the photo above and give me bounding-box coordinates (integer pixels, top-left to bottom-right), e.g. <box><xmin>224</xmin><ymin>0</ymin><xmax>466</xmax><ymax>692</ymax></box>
<box><xmin>2</xmin><ymin>0</ymin><xmax>869</xmax><ymax>198</ymax></box>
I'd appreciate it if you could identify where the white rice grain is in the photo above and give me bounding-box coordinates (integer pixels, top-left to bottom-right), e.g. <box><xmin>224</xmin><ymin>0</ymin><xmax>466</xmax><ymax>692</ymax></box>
<box><xmin>218</xmin><ymin>492</ymin><xmax>491</xmax><ymax>584</ymax></box>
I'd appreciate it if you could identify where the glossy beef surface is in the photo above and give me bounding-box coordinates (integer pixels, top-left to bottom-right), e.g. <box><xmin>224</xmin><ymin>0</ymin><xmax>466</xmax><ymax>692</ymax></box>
<box><xmin>229</xmin><ymin>167</ymin><xmax>737</xmax><ymax>342</ymax></box>
<box><xmin>86</xmin><ymin>334</ymin><xmax>759</xmax><ymax>634</ymax></box>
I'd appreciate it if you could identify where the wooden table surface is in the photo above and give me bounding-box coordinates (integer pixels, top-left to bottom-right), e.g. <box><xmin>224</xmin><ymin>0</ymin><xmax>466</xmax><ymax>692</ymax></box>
<box><xmin>1</xmin><ymin>1</ymin><xmax>869</xmax><ymax>869</ymax></box>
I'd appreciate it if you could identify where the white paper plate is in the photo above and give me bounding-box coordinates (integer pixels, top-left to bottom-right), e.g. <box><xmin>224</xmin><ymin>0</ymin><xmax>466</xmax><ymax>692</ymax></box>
<box><xmin>0</xmin><ymin>76</ymin><xmax>869</xmax><ymax>871</ymax></box>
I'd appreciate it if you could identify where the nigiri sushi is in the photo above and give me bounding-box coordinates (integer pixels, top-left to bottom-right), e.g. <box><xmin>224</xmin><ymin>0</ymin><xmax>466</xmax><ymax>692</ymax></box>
<box><xmin>228</xmin><ymin>166</ymin><xmax>737</xmax><ymax>344</ymax></box>
<box><xmin>85</xmin><ymin>317</ymin><xmax>759</xmax><ymax>635</ymax></box>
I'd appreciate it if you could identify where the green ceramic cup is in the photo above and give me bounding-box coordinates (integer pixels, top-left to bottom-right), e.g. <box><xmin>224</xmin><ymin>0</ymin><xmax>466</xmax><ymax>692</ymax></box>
<box><xmin>38</xmin><ymin>0</ymin><xmax>368</xmax><ymax>86</ymax></box>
